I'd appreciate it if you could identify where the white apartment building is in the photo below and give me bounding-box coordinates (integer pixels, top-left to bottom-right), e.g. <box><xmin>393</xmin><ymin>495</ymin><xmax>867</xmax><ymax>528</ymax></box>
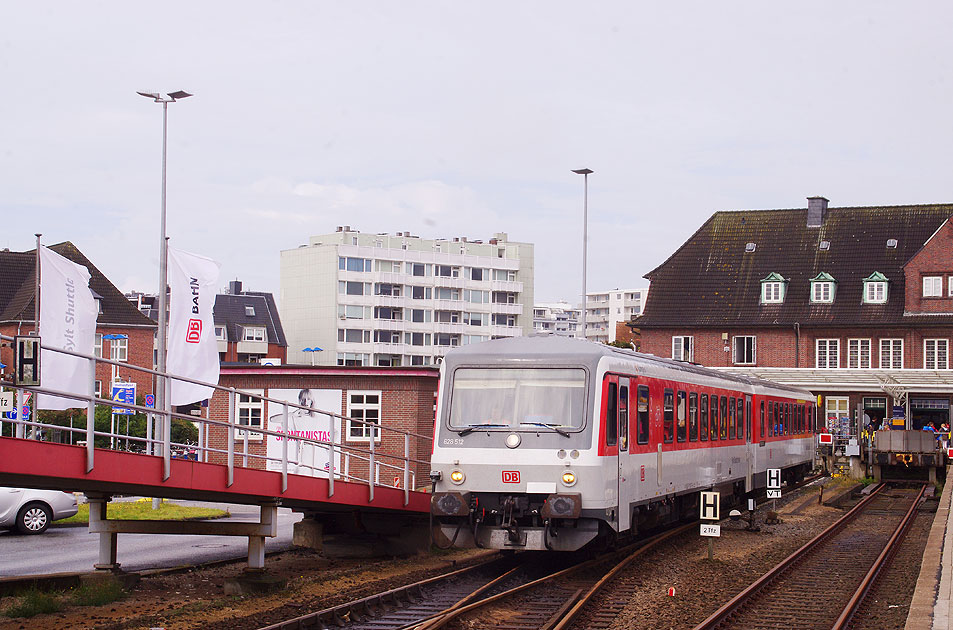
<box><xmin>584</xmin><ymin>288</ymin><xmax>649</xmax><ymax>343</ymax></box>
<box><xmin>281</xmin><ymin>227</ymin><xmax>534</xmax><ymax>366</ymax></box>
<box><xmin>533</xmin><ymin>302</ymin><xmax>580</xmax><ymax>337</ymax></box>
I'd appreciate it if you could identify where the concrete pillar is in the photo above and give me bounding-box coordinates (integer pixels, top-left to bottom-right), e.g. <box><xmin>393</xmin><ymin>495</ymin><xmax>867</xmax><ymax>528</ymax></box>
<box><xmin>247</xmin><ymin>500</ymin><xmax>279</xmax><ymax>571</ymax></box>
<box><xmin>293</xmin><ymin>518</ymin><xmax>324</xmax><ymax>551</ymax></box>
<box><xmin>88</xmin><ymin>495</ymin><xmax>120</xmax><ymax>571</ymax></box>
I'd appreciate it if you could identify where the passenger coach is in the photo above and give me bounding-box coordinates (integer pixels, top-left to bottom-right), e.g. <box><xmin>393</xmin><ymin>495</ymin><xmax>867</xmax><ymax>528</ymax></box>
<box><xmin>430</xmin><ymin>336</ymin><xmax>816</xmax><ymax>551</ymax></box>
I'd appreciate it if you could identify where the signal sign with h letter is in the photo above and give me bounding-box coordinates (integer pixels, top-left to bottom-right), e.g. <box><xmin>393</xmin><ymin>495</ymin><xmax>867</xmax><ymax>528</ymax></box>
<box><xmin>767</xmin><ymin>468</ymin><xmax>781</xmax><ymax>489</ymax></box>
<box><xmin>700</xmin><ymin>491</ymin><xmax>720</xmax><ymax>521</ymax></box>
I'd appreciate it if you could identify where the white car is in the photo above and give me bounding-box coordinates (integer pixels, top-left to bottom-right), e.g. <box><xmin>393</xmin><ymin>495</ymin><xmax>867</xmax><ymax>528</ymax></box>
<box><xmin>0</xmin><ymin>487</ymin><xmax>79</xmax><ymax>534</ymax></box>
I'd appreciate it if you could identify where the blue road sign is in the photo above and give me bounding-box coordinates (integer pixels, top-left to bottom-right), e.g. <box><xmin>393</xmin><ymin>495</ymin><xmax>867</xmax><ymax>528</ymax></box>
<box><xmin>144</xmin><ymin>394</ymin><xmax>155</xmax><ymax>408</ymax></box>
<box><xmin>21</xmin><ymin>406</ymin><xmax>30</xmax><ymax>421</ymax></box>
<box><xmin>112</xmin><ymin>383</ymin><xmax>137</xmax><ymax>415</ymax></box>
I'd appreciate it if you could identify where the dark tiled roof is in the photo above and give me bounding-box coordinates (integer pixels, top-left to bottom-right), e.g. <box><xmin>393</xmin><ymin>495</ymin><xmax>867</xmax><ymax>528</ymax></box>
<box><xmin>0</xmin><ymin>242</ymin><xmax>157</xmax><ymax>328</ymax></box>
<box><xmin>634</xmin><ymin>203</ymin><xmax>953</xmax><ymax>328</ymax></box>
<box><xmin>213</xmin><ymin>292</ymin><xmax>287</xmax><ymax>346</ymax></box>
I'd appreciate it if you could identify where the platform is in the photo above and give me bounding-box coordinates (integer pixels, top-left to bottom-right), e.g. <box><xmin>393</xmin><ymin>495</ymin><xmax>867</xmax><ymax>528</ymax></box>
<box><xmin>907</xmin><ymin>466</ymin><xmax>953</xmax><ymax>629</ymax></box>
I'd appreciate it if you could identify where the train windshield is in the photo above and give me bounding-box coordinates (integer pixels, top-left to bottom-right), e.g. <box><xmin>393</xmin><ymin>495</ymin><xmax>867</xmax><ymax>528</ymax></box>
<box><xmin>448</xmin><ymin>367</ymin><xmax>587</xmax><ymax>431</ymax></box>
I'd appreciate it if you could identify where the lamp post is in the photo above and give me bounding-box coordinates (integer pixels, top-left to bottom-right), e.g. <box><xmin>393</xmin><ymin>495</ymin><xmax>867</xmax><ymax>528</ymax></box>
<box><xmin>137</xmin><ymin>89</ymin><xmax>192</xmax><ymax>457</ymax></box>
<box><xmin>303</xmin><ymin>347</ymin><xmax>324</xmax><ymax>366</ymax></box>
<box><xmin>571</xmin><ymin>168</ymin><xmax>593</xmax><ymax>340</ymax></box>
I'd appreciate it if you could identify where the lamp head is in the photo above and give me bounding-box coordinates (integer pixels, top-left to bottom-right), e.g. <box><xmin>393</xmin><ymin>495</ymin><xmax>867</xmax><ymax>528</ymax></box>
<box><xmin>571</xmin><ymin>168</ymin><xmax>593</xmax><ymax>175</ymax></box>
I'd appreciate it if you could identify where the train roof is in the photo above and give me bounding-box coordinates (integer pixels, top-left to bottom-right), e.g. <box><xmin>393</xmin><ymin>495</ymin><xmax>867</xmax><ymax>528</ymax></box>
<box><xmin>442</xmin><ymin>335</ymin><xmax>812</xmax><ymax>398</ymax></box>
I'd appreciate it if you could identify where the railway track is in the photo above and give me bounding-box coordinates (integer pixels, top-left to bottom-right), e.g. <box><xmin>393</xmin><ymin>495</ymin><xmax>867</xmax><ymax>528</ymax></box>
<box><xmin>692</xmin><ymin>481</ymin><xmax>927</xmax><ymax>630</ymax></box>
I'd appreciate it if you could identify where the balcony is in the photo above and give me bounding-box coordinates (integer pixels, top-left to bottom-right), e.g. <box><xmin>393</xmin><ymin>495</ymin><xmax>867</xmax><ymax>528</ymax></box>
<box><xmin>237</xmin><ymin>340</ymin><xmax>268</xmax><ymax>354</ymax></box>
<box><xmin>490</xmin><ymin>302</ymin><xmax>523</xmax><ymax>315</ymax></box>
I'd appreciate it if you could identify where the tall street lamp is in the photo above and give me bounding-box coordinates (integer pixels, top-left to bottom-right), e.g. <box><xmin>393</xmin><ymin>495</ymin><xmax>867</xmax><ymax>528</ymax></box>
<box><xmin>572</xmin><ymin>168</ymin><xmax>593</xmax><ymax>340</ymax></box>
<box><xmin>137</xmin><ymin>89</ymin><xmax>192</xmax><ymax>455</ymax></box>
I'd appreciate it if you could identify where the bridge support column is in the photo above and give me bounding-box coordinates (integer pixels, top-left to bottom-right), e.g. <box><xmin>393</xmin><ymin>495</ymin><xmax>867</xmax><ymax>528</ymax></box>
<box><xmin>88</xmin><ymin>495</ymin><xmax>120</xmax><ymax>571</ymax></box>
<box><xmin>247</xmin><ymin>500</ymin><xmax>279</xmax><ymax>571</ymax></box>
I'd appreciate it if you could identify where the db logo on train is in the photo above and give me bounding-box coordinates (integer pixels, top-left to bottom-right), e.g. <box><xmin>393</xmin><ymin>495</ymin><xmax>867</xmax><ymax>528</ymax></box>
<box><xmin>502</xmin><ymin>471</ymin><xmax>521</xmax><ymax>483</ymax></box>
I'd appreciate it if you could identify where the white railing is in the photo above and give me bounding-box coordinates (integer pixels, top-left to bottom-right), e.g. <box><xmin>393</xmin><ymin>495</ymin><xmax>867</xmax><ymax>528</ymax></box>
<box><xmin>0</xmin><ymin>334</ymin><xmax>432</xmax><ymax>506</ymax></box>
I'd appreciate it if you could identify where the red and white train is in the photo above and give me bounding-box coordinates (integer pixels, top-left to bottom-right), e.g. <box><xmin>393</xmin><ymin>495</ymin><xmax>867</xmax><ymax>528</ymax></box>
<box><xmin>430</xmin><ymin>336</ymin><xmax>816</xmax><ymax>551</ymax></box>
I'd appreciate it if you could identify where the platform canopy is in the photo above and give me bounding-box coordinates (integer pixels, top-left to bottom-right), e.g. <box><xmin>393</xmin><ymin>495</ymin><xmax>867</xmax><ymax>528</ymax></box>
<box><xmin>714</xmin><ymin>368</ymin><xmax>953</xmax><ymax>404</ymax></box>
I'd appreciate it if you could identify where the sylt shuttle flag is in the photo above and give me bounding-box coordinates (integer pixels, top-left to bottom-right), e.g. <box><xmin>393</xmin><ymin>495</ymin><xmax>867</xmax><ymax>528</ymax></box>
<box><xmin>37</xmin><ymin>246</ymin><xmax>97</xmax><ymax>410</ymax></box>
<box><xmin>167</xmin><ymin>247</ymin><xmax>221</xmax><ymax>406</ymax></box>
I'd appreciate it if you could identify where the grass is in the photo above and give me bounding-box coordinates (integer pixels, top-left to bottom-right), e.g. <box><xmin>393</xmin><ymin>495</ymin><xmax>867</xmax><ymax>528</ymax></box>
<box><xmin>59</xmin><ymin>498</ymin><xmax>229</xmax><ymax>524</ymax></box>
<box><xmin>3</xmin><ymin>588</ymin><xmax>62</xmax><ymax>618</ymax></box>
<box><xmin>69</xmin><ymin>581</ymin><xmax>127</xmax><ymax>607</ymax></box>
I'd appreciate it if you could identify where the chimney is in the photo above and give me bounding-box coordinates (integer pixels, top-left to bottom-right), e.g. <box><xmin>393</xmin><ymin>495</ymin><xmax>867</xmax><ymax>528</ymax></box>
<box><xmin>228</xmin><ymin>280</ymin><xmax>243</xmax><ymax>295</ymax></box>
<box><xmin>807</xmin><ymin>196</ymin><xmax>829</xmax><ymax>227</ymax></box>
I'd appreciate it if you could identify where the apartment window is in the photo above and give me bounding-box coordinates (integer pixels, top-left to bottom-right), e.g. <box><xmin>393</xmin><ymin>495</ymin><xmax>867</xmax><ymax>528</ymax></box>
<box><xmin>435</xmin><ymin>310</ymin><xmax>461</xmax><ymax>323</ymax></box>
<box><xmin>761</xmin><ymin>273</ymin><xmax>787</xmax><ymax>304</ymax></box>
<box><xmin>347</xmin><ymin>391</ymin><xmax>381</xmax><ymax>442</ymax></box>
<box><xmin>924</xmin><ymin>276</ymin><xmax>943</xmax><ymax>297</ymax></box>
<box><xmin>245</xmin><ymin>305</ymin><xmax>255</xmax><ymax>316</ymax></box>
<box><xmin>493</xmin><ymin>269</ymin><xmax>517</xmax><ymax>282</ymax></box>
<box><xmin>469</xmin><ymin>267</ymin><xmax>486</xmax><ymax>281</ymax></box>
<box><xmin>492</xmin><ymin>313</ymin><xmax>517</xmax><ymax>327</ymax></box>
<box><xmin>95</xmin><ymin>380</ymin><xmax>102</xmax><ymax>398</ymax></box>
<box><xmin>435</xmin><ymin>287</ymin><xmax>460</xmax><ymax>301</ymax></box>
<box><xmin>811</xmin><ymin>282</ymin><xmax>834</xmax><ymax>303</ymax></box>
<box><xmin>374</xmin><ymin>330</ymin><xmax>401</xmax><ymax>344</ymax></box>
<box><xmin>816</xmin><ymin>339</ymin><xmax>840</xmax><ymax>368</ymax></box>
<box><xmin>376</xmin><ymin>260</ymin><xmax>401</xmax><ymax>273</ymax></box>
<box><xmin>925</xmin><ymin>339</ymin><xmax>949</xmax><ymax>370</ymax></box>
<box><xmin>375</xmin><ymin>283</ymin><xmax>402</xmax><ymax>297</ymax></box>
<box><xmin>465</xmin><ymin>290</ymin><xmax>489</xmax><ymax>304</ymax></box>
<box><xmin>464</xmin><ymin>312</ymin><xmax>485</xmax><ymax>326</ymax></box>
<box><xmin>336</xmin><ymin>352</ymin><xmax>368</xmax><ymax>366</ymax></box>
<box><xmin>340</xmin><ymin>304</ymin><xmax>368</xmax><ymax>319</ymax></box>
<box><xmin>214</xmin><ymin>325</ymin><xmax>227</xmax><ymax>341</ymax></box>
<box><xmin>94</xmin><ymin>333</ymin><xmax>103</xmax><ymax>358</ymax></box>
<box><xmin>950</xmin><ymin>277</ymin><xmax>953</xmax><ymax>297</ymax></box>
<box><xmin>408</xmin><ymin>309</ymin><xmax>431</xmax><ymax>323</ymax></box>
<box><xmin>672</xmin><ymin>336</ymin><xmax>694</xmax><ymax>362</ymax></box>
<box><xmin>463</xmin><ymin>335</ymin><xmax>488</xmax><ymax>345</ymax></box>
<box><xmin>732</xmin><ymin>336</ymin><xmax>756</xmax><ymax>365</ymax></box>
<box><xmin>880</xmin><ymin>339</ymin><xmax>903</xmax><ymax>369</ymax></box>
<box><xmin>863</xmin><ymin>272</ymin><xmax>889</xmax><ymax>303</ymax></box>
<box><xmin>236</xmin><ymin>391</ymin><xmax>264</xmax><ymax>440</ymax></box>
<box><xmin>848</xmin><ymin>339</ymin><xmax>872</xmax><ymax>369</ymax></box>
<box><xmin>435</xmin><ymin>333</ymin><xmax>460</xmax><ymax>347</ymax></box>
<box><xmin>409</xmin><ymin>355</ymin><xmax>431</xmax><ymax>366</ymax></box>
<box><xmin>376</xmin><ymin>355</ymin><xmax>401</xmax><ymax>367</ymax></box>
<box><xmin>406</xmin><ymin>332</ymin><xmax>431</xmax><ymax>346</ymax></box>
<box><xmin>338</xmin><ymin>257</ymin><xmax>371</xmax><ymax>272</ymax></box>
<box><xmin>411</xmin><ymin>286</ymin><xmax>432</xmax><ymax>300</ymax></box>
<box><xmin>408</xmin><ymin>263</ymin><xmax>430</xmax><ymax>277</ymax></box>
<box><xmin>242</xmin><ymin>326</ymin><xmax>266</xmax><ymax>342</ymax></box>
<box><xmin>339</xmin><ymin>281</ymin><xmax>369</xmax><ymax>296</ymax></box>
<box><xmin>108</xmin><ymin>337</ymin><xmax>128</xmax><ymax>362</ymax></box>
<box><xmin>373</xmin><ymin>306</ymin><xmax>400</xmax><ymax>320</ymax></box>
<box><xmin>338</xmin><ymin>329</ymin><xmax>370</xmax><ymax>343</ymax></box>
<box><xmin>435</xmin><ymin>265</ymin><xmax>459</xmax><ymax>278</ymax></box>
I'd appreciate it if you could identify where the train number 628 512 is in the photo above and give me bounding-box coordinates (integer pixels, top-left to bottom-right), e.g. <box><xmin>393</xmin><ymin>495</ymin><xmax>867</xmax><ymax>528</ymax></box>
<box><xmin>442</xmin><ymin>438</ymin><xmax>465</xmax><ymax>446</ymax></box>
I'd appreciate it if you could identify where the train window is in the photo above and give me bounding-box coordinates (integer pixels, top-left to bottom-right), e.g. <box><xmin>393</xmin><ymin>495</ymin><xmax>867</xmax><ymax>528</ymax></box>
<box><xmin>745</xmin><ymin>398</ymin><xmax>752</xmax><ymax>441</ymax></box>
<box><xmin>689</xmin><ymin>393</ymin><xmax>698</xmax><ymax>442</ymax></box>
<box><xmin>676</xmin><ymin>391</ymin><xmax>687</xmax><ymax>443</ymax></box>
<box><xmin>784</xmin><ymin>403</ymin><xmax>790</xmax><ymax>436</ymax></box>
<box><xmin>709</xmin><ymin>395</ymin><xmax>718</xmax><ymax>441</ymax></box>
<box><xmin>637</xmin><ymin>386</ymin><xmax>650</xmax><ymax>445</ymax></box>
<box><xmin>728</xmin><ymin>397</ymin><xmax>736</xmax><ymax>440</ymax></box>
<box><xmin>619</xmin><ymin>385</ymin><xmax>629</xmax><ymax>451</ymax></box>
<box><xmin>605</xmin><ymin>382</ymin><xmax>618</xmax><ymax>447</ymax></box>
<box><xmin>720</xmin><ymin>396</ymin><xmax>728</xmax><ymax>439</ymax></box>
<box><xmin>760</xmin><ymin>400</ymin><xmax>765</xmax><ymax>440</ymax></box>
<box><xmin>770</xmin><ymin>402</ymin><xmax>777</xmax><ymax>437</ymax></box>
<box><xmin>663</xmin><ymin>389</ymin><xmax>674</xmax><ymax>444</ymax></box>
<box><xmin>737</xmin><ymin>397</ymin><xmax>745</xmax><ymax>441</ymax></box>
<box><xmin>700</xmin><ymin>394</ymin><xmax>709</xmax><ymax>442</ymax></box>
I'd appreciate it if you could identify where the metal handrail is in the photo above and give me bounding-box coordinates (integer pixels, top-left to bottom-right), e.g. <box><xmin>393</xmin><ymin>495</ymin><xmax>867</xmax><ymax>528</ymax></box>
<box><xmin>0</xmin><ymin>333</ymin><xmax>433</xmax><ymax>502</ymax></box>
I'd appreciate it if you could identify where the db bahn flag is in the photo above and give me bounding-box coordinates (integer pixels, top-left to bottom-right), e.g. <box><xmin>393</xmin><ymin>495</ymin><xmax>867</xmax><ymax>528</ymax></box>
<box><xmin>37</xmin><ymin>246</ymin><xmax>97</xmax><ymax>410</ymax></box>
<box><xmin>167</xmin><ymin>247</ymin><xmax>221</xmax><ymax>406</ymax></box>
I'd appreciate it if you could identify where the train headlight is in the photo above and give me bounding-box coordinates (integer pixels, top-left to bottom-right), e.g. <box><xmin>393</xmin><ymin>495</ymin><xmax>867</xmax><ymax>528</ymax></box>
<box><xmin>449</xmin><ymin>469</ymin><xmax>466</xmax><ymax>485</ymax></box>
<box><xmin>561</xmin><ymin>470</ymin><xmax>577</xmax><ymax>487</ymax></box>
<box><xmin>505</xmin><ymin>433</ymin><xmax>521</xmax><ymax>449</ymax></box>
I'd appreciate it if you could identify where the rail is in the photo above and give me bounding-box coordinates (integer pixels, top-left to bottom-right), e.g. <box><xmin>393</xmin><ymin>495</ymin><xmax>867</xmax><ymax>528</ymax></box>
<box><xmin>0</xmin><ymin>333</ymin><xmax>432</xmax><ymax>505</ymax></box>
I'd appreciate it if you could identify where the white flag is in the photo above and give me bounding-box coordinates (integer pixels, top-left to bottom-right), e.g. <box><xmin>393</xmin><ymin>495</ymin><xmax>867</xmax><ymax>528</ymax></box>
<box><xmin>167</xmin><ymin>247</ymin><xmax>221</xmax><ymax>406</ymax></box>
<box><xmin>37</xmin><ymin>246</ymin><xmax>97</xmax><ymax>410</ymax></box>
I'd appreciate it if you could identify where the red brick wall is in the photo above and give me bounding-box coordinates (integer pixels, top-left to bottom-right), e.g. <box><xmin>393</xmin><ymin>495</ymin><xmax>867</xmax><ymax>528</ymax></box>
<box><xmin>904</xmin><ymin>218</ymin><xmax>953</xmax><ymax>314</ymax></box>
<box><xmin>204</xmin><ymin>370</ymin><xmax>438</xmax><ymax>487</ymax></box>
<box><xmin>641</xmin><ymin>326</ymin><xmax>953</xmax><ymax>369</ymax></box>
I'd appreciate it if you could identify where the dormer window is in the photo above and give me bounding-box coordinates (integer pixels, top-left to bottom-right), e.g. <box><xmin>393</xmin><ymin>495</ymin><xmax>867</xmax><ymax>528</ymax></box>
<box><xmin>810</xmin><ymin>272</ymin><xmax>837</xmax><ymax>303</ymax></box>
<box><xmin>760</xmin><ymin>273</ymin><xmax>787</xmax><ymax>304</ymax></box>
<box><xmin>245</xmin><ymin>305</ymin><xmax>255</xmax><ymax>317</ymax></box>
<box><xmin>819</xmin><ymin>240</ymin><xmax>831</xmax><ymax>251</ymax></box>
<box><xmin>863</xmin><ymin>272</ymin><xmax>889</xmax><ymax>304</ymax></box>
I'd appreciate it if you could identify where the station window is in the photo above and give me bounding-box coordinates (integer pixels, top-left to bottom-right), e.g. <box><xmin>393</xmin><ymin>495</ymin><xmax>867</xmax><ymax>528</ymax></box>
<box><xmin>663</xmin><ymin>389</ymin><xmax>674</xmax><ymax>444</ymax></box>
<box><xmin>676</xmin><ymin>391</ymin><xmax>687</xmax><ymax>443</ymax></box>
<box><xmin>699</xmin><ymin>394</ymin><xmax>709</xmax><ymax>442</ymax></box>
<box><xmin>636</xmin><ymin>385</ymin><xmax>650</xmax><ymax>445</ymax></box>
<box><xmin>689</xmin><ymin>393</ymin><xmax>698</xmax><ymax>442</ymax></box>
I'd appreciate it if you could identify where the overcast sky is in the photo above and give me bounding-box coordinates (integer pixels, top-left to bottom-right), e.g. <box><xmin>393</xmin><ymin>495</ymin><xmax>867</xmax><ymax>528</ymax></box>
<box><xmin>3</xmin><ymin>2</ymin><xmax>951</xmax><ymax>306</ymax></box>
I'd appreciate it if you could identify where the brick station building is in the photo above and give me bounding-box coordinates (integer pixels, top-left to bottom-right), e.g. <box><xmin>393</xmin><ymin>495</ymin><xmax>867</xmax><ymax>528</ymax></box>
<box><xmin>633</xmin><ymin>198</ymin><xmax>953</xmax><ymax>436</ymax></box>
<box><xmin>204</xmin><ymin>364</ymin><xmax>439</xmax><ymax>488</ymax></box>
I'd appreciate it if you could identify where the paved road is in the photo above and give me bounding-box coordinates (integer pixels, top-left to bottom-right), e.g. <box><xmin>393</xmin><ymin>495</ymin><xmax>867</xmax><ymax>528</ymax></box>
<box><xmin>0</xmin><ymin>500</ymin><xmax>303</xmax><ymax>577</ymax></box>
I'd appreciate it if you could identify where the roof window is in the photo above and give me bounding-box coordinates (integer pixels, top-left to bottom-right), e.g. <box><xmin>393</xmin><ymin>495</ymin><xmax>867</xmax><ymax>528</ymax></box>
<box><xmin>886</xmin><ymin>238</ymin><xmax>898</xmax><ymax>248</ymax></box>
<box><xmin>245</xmin><ymin>305</ymin><xmax>255</xmax><ymax>317</ymax></box>
<box><xmin>745</xmin><ymin>242</ymin><xmax>756</xmax><ymax>253</ymax></box>
<box><xmin>818</xmin><ymin>241</ymin><xmax>831</xmax><ymax>251</ymax></box>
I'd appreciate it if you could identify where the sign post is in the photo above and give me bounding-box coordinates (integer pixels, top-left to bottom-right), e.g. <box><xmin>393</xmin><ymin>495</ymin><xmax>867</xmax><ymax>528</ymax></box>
<box><xmin>767</xmin><ymin>468</ymin><xmax>782</xmax><ymax>511</ymax></box>
<box><xmin>700</xmin><ymin>490</ymin><xmax>720</xmax><ymax>560</ymax></box>
<box><xmin>111</xmin><ymin>383</ymin><xmax>136</xmax><ymax>450</ymax></box>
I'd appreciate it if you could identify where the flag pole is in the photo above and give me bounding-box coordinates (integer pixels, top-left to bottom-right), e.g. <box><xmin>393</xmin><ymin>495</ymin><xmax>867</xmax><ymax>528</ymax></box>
<box><xmin>34</xmin><ymin>234</ymin><xmax>41</xmax><ymax>335</ymax></box>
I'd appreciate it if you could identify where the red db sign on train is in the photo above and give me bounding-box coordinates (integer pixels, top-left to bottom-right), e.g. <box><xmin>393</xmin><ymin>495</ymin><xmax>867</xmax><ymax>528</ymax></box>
<box><xmin>502</xmin><ymin>471</ymin><xmax>520</xmax><ymax>484</ymax></box>
<box><xmin>818</xmin><ymin>433</ymin><xmax>833</xmax><ymax>444</ymax></box>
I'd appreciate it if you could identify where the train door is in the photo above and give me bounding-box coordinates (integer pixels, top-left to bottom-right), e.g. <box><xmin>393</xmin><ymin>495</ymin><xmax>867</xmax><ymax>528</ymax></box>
<box><xmin>603</xmin><ymin>376</ymin><xmax>620</xmax><ymax>531</ymax></box>
<box><xmin>617</xmin><ymin>378</ymin><xmax>631</xmax><ymax>532</ymax></box>
<box><xmin>745</xmin><ymin>395</ymin><xmax>753</xmax><ymax>492</ymax></box>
